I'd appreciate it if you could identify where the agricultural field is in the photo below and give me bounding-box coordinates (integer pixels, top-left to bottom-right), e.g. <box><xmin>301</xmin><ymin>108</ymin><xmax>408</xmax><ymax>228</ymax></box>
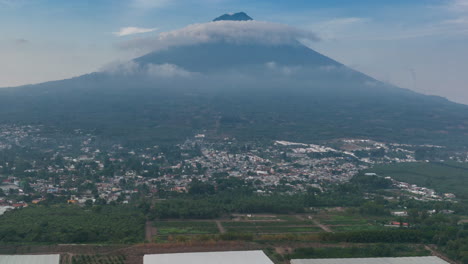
<box><xmin>224</xmin><ymin>225</ymin><xmax>322</xmax><ymax>234</ymax></box>
<box><xmin>69</xmin><ymin>255</ymin><xmax>126</xmax><ymax>264</ymax></box>
<box><xmin>223</xmin><ymin>220</ymin><xmax>315</xmax><ymax>227</ymax></box>
<box><xmin>222</xmin><ymin>220</ymin><xmax>321</xmax><ymax>234</ymax></box>
<box><xmin>283</xmin><ymin>244</ymin><xmax>430</xmax><ymax>260</ymax></box>
<box><xmin>154</xmin><ymin>221</ymin><xmax>219</xmax><ymax>241</ymax></box>
<box><xmin>312</xmin><ymin>210</ymin><xmax>389</xmax><ymax>232</ymax></box>
<box><xmin>152</xmin><ymin>211</ymin><xmax>395</xmax><ymax>242</ymax></box>
<box><xmin>153</xmin><ymin>214</ymin><xmax>325</xmax><ymax>241</ymax></box>
<box><xmin>330</xmin><ymin>225</ymin><xmax>386</xmax><ymax>231</ymax></box>
<box><xmin>232</xmin><ymin>214</ymin><xmax>299</xmax><ymax>221</ymax></box>
<box><xmin>319</xmin><ymin>214</ymin><xmax>369</xmax><ymax>225</ymax></box>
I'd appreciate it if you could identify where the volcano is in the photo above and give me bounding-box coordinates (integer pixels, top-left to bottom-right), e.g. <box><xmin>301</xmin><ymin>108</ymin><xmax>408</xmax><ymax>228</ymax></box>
<box><xmin>1</xmin><ymin>13</ymin><xmax>467</xmax><ymax>146</ymax></box>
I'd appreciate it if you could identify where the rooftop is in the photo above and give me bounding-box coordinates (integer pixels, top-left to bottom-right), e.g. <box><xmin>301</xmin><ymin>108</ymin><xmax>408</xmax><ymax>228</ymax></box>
<box><xmin>0</xmin><ymin>255</ymin><xmax>60</xmax><ymax>264</ymax></box>
<box><xmin>291</xmin><ymin>257</ymin><xmax>449</xmax><ymax>264</ymax></box>
<box><xmin>144</xmin><ymin>251</ymin><xmax>274</xmax><ymax>264</ymax></box>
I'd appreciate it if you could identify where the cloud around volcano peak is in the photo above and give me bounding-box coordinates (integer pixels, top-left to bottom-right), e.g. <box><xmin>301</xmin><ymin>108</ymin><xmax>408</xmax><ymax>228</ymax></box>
<box><xmin>119</xmin><ymin>20</ymin><xmax>320</xmax><ymax>53</ymax></box>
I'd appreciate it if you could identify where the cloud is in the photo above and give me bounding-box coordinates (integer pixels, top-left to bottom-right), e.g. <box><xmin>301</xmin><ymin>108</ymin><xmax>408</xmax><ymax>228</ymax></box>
<box><xmin>14</xmin><ymin>38</ymin><xmax>29</xmax><ymax>45</ymax></box>
<box><xmin>264</xmin><ymin>61</ymin><xmax>302</xmax><ymax>76</ymax></box>
<box><xmin>448</xmin><ymin>0</ymin><xmax>468</xmax><ymax>13</ymax></box>
<box><xmin>113</xmin><ymin>27</ymin><xmax>158</xmax><ymax>37</ymax></box>
<box><xmin>132</xmin><ymin>0</ymin><xmax>170</xmax><ymax>9</ymax></box>
<box><xmin>311</xmin><ymin>17</ymin><xmax>369</xmax><ymax>40</ymax></box>
<box><xmin>440</xmin><ymin>0</ymin><xmax>468</xmax><ymax>30</ymax></box>
<box><xmin>442</xmin><ymin>17</ymin><xmax>468</xmax><ymax>25</ymax></box>
<box><xmin>438</xmin><ymin>0</ymin><xmax>468</xmax><ymax>27</ymax></box>
<box><xmin>119</xmin><ymin>20</ymin><xmax>319</xmax><ymax>53</ymax></box>
<box><xmin>100</xmin><ymin>61</ymin><xmax>141</xmax><ymax>76</ymax></box>
<box><xmin>0</xmin><ymin>0</ymin><xmax>24</xmax><ymax>7</ymax></box>
<box><xmin>100</xmin><ymin>61</ymin><xmax>194</xmax><ymax>78</ymax></box>
<box><xmin>428</xmin><ymin>1</ymin><xmax>468</xmax><ymax>35</ymax></box>
<box><xmin>146</xmin><ymin>63</ymin><xmax>193</xmax><ymax>77</ymax></box>
<box><xmin>317</xmin><ymin>17</ymin><xmax>368</xmax><ymax>27</ymax></box>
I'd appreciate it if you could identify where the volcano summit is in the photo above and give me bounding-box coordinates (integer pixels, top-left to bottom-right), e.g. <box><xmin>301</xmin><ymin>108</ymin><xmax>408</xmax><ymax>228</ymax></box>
<box><xmin>1</xmin><ymin>13</ymin><xmax>468</xmax><ymax>146</ymax></box>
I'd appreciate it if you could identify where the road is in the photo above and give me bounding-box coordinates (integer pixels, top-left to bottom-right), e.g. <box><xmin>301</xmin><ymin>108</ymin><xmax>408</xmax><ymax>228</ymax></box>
<box><xmin>311</xmin><ymin>218</ymin><xmax>333</xmax><ymax>233</ymax></box>
<box><xmin>425</xmin><ymin>245</ymin><xmax>459</xmax><ymax>264</ymax></box>
<box><xmin>296</xmin><ymin>214</ymin><xmax>333</xmax><ymax>233</ymax></box>
<box><xmin>216</xmin><ymin>220</ymin><xmax>226</xmax><ymax>234</ymax></box>
<box><xmin>145</xmin><ymin>221</ymin><xmax>157</xmax><ymax>242</ymax></box>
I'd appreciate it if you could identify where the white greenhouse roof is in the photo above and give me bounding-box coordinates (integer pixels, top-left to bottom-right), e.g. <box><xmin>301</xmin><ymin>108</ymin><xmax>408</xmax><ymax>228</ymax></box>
<box><xmin>291</xmin><ymin>256</ymin><xmax>449</xmax><ymax>264</ymax></box>
<box><xmin>144</xmin><ymin>250</ymin><xmax>274</xmax><ymax>264</ymax></box>
<box><xmin>0</xmin><ymin>254</ymin><xmax>60</xmax><ymax>264</ymax></box>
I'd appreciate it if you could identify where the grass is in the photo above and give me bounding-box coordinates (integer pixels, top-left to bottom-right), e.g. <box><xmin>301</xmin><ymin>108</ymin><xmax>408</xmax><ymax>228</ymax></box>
<box><xmin>234</xmin><ymin>214</ymin><xmax>300</xmax><ymax>221</ymax></box>
<box><xmin>222</xmin><ymin>221</ymin><xmax>313</xmax><ymax>227</ymax></box>
<box><xmin>223</xmin><ymin>218</ymin><xmax>321</xmax><ymax>234</ymax></box>
<box><xmin>154</xmin><ymin>221</ymin><xmax>219</xmax><ymax>236</ymax></box>
<box><xmin>287</xmin><ymin>244</ymin><xmax>430</xmax><ymax>259</ymax></box>
<box><xmin>331</xmin><ymin>225</ymin><xmax>385</xmax><ymax>231</ymax></box>
<box><xmin>312</xmin><ymin>209</ymin><xmax>391</xmax><ymax>233</ymax></box>
<box><xmin>154</xmin><ymin>219</ymin><xmax>323</xmax><ymax>240</ymax></box>
<box><xmin>71</xmin><ymin>255</ymin><xmax>126</xmax><ymax>264</ymax></box>
<box><xmin>153</xmin><ymin>211</ymin><xmax>395</xmax><ymax>241</ymax></box>
<box><xmin>157</xmin><ymin>227</ymin><xmax>214</xmax><ymax>235</ymax></box>
<box><xmin>320</xmin><ymin>215</ymin><xmax>369</xmax><ymax>225</ymax></box>
<box><xmin>276</xmin><ymin>215</ymin><xmax>301</xmax><ymax>221</ymax></box>
<box><xmin>226</xmin><ymin>226</ymin><xmax>322</xmax><ymax>233</ymax></box>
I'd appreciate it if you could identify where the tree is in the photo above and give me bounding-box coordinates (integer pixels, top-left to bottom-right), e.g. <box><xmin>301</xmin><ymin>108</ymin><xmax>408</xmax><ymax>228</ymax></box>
<box><xmin>188</xmin><ymin>180</ymin><xmax>215</xmax><ymax>195</ymax></box>
<box><xmin>85</xmin><ymin>199</ymin><xmax>93</xmax><ymax>207</ymax></box>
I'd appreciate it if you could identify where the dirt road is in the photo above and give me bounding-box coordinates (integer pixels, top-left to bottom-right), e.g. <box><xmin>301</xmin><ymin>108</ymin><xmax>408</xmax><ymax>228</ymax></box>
<box><xmin>216</xmin><ymin>220</ymin><xmax>226</xmax><ymax>234</ymax></box>
<box><xmin>311</xmin><ymin>218</ymin><xmax>333</xmax><ymax>233</ymax></box>
<box><xmin>425</xmin><ymin>245</ymin><xmax>459</xmax><ymax>264</ymax></box>
<box><xmin>145</xmin><ymin>221</ymin><xmax>157</xmax><ymax>242</ymax></box>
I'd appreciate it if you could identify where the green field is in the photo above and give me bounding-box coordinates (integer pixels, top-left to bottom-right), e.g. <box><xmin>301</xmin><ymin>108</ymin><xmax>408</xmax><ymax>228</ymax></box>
<box><xmin>222</xmin><ymin>220</ymin><xmax>313</xmax><ymax>227</ymax></box>
<box><xmin>226</xmin><ymin>226</ymin><xmax>322</xmax><ymax>233</ymax></box>
<box><xmin>368</xmin><ymin>162</ymin><xmax>468</xmax><ymax>199</ymax></box>
<box><xmin>319</xmin><ymin>215</ymin><xmax>369</xmax><ymax>225</ymax></box>
<box><xmin>154</xmin><ymin>217</ymin><xmax>324</xmax><ymax>240</ymax></box>
<box><xmin>312</xmin><ymin>210</ymin><xmax>390</xmax><ymax>233</ymax></box>
<box><xmin>70</xmin><ymin>255</ymin><xmax>126</xmax><ymax>264</ymax></box>
<box><xmin>154</xmin><ymin>221</ymin><xmax>219</xmax><ymax>236</ymax></box>
<box><xmin>222</xmin><ymin>219</ymin><xmax>321</xmax><ymax>234</ymax></box>
<box><xmin>331</xmin><ymin>225</ymin><xmax>385</xmax><ymax>231</ymax></box>
<box><xmin>287</xmin><ymin>244</ymin><xmax>430</xmax><ymax>259</ymax></box>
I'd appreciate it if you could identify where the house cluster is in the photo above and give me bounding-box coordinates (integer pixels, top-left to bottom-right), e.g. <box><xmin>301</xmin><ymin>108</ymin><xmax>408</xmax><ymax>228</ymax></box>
<box><xmin>384</xmin><ymin>176</ymin><xmax>456</xmax><ymax>202</ymax></box>
<box><xmin>0</xmin><ymin>125</ymin><xmax>462</xmax><ymax>209</ymax></box>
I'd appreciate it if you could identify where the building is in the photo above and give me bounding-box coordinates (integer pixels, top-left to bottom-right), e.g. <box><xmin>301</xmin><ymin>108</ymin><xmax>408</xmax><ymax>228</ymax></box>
<box><xmin>0</xmin><ymin>255</ymin><xmax>60</xmax><ymax>264</ymax></box>
<box><xmin>0</xmin><ymin>206</ymin><xmax>14</xmax><ymax>215</ymax></box>
<box><xmin>291</xmin><ymin>256</ymin><xmax>449</xmax><ymax>264</ymax></box>
<box><xmin>386</xmin><ymin>221</ymin><xmax>409</xmax><ymax>227</ymax></box>
<box><xmin>391</xmin><ymin>211</ymin><xmax>408</xmax><ymax>217</ymax></box>
<box><xmin>144</xmin><ymin>251</ymin><xmax>274</xmax><ymax>264</ymax></box>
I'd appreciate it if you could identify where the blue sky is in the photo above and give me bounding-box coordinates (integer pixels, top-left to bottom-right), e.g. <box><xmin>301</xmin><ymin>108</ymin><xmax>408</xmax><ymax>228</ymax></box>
<box><xmin>1</xmin><ymin>0</ymin><xmax>468</xmax><ymax>103</ymax></box>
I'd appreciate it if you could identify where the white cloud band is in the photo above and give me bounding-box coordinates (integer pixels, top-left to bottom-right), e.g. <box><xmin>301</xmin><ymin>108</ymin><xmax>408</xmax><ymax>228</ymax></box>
<box><xmin>114</xmin><ymin>27</ymin><xmax>158</xmax><ymax>37</ymax></box>
<box><xmin>101</xmin><ymin>61</ymin><xmax>194</xmax><ymax>78</ymax></box>
<box><xmin>119</xmin><ymin>20</ymin><xmax>319</xmax><ymax>53</ymax></box>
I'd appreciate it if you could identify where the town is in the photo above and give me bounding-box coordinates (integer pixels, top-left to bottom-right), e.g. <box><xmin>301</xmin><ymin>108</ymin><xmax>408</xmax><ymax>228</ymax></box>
<box><xmin>0</xmin><ymin>125</ymin><xmax>460</xmax><ymax>213</ymax></box>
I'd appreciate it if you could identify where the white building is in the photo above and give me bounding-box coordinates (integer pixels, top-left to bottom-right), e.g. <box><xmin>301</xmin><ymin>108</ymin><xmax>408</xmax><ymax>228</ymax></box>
<box><xmin>391</xmin><ymin>211</ymin><xmax>408</xmax><ymax>217</ymax></box>
<box><xmin>0</xmin><ymin>206</ymin><xmax>14</xmax><ymax>215</ymax></box>
<box><xmin>291</xmin><ymin>256</ymin><xmax>449</xmax><ymax>264</ymax></box>
<box><xmin>0</xmin><ymin>255</ymin><xmax>60</xmax><ymax>264</ymax></box>
<box><xmin>144</xmin><ymin>251</ymin><xmax>274</xmax><ymax>264</ymax></box>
